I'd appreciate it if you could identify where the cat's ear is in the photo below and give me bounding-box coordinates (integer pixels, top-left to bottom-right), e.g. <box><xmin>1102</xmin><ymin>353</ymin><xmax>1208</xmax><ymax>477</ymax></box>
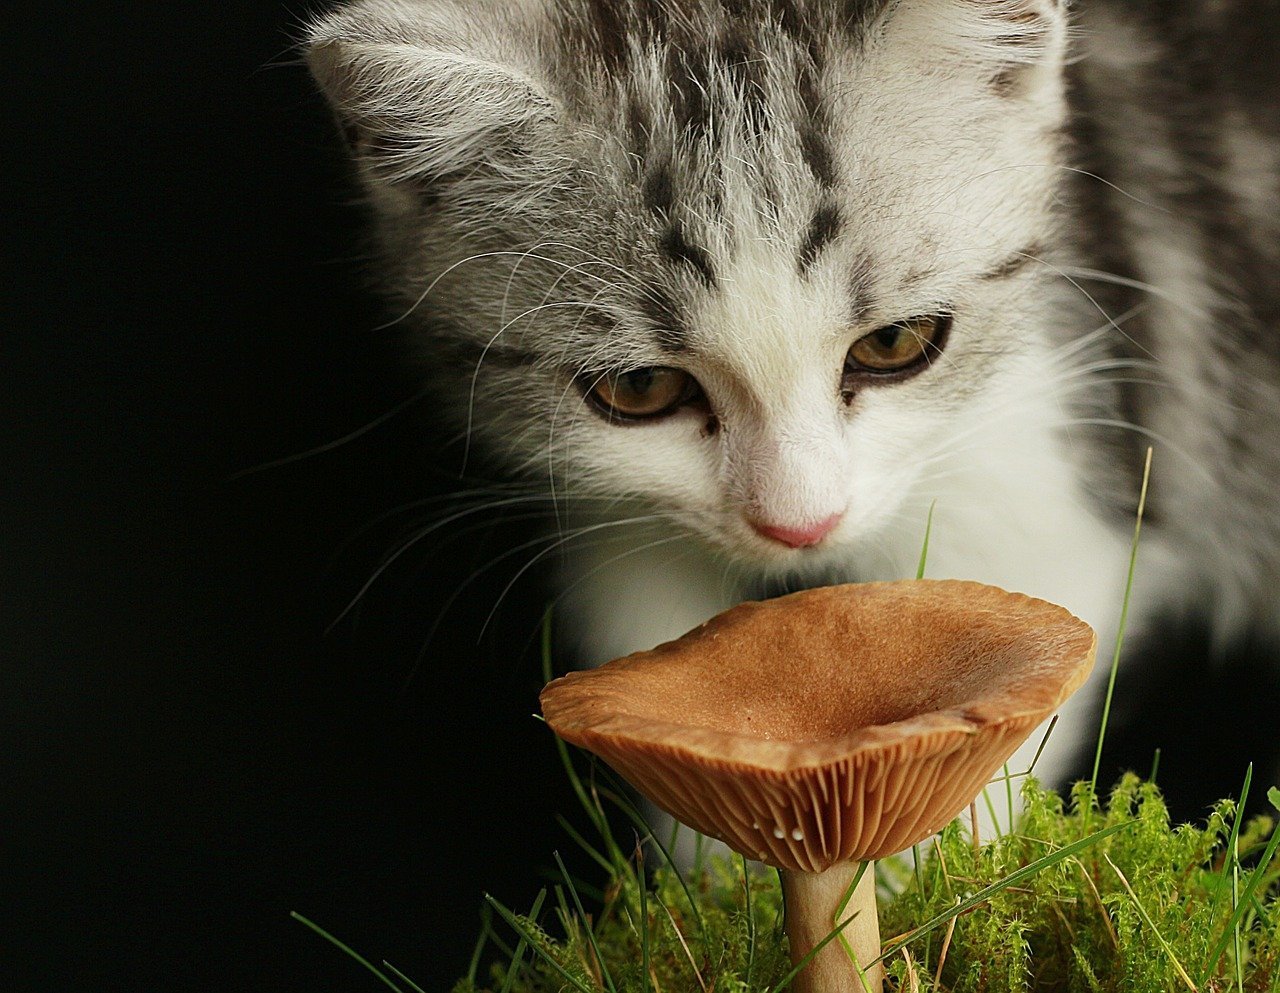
<box><xmin>306</xmin><ymin>3</ymin><xmax>557</xmax><ymax>191</ymax></box>
<box><xmin>950</xmin><ymin>0</ymin><xmax>1069</xmax><ymax>98</ymax></box>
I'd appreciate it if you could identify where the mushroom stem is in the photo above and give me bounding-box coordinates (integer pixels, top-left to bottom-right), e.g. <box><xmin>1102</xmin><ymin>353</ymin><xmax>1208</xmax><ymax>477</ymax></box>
<box><xmin>782</xmin><ymin>861</ymin><xmax>883</xmax><ymax>993</ymax></box>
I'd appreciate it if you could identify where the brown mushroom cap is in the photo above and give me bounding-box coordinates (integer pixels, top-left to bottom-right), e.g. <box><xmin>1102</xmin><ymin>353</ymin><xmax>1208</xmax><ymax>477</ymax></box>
<box><xmin>540</xmin><ymin>580</ymin><xmax>1096</xmax><ymax>872</ymax></box>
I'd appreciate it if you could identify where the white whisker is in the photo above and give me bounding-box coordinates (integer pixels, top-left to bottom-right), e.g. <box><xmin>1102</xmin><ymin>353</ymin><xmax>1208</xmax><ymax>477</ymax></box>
<box><xmin>479</xmin><ymin>515</ymin><xmax>669</xmax><ymax>639</ymax></box>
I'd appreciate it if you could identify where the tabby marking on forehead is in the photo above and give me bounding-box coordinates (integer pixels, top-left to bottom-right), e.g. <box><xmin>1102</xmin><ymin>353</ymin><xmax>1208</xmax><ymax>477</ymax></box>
<box><xmin>638</xmin><ymin>287</ymin><xmax>691</xmax><ymax>353</ymax></box>
<box><xmin>798</xmin><ymin>204</ymin><xmax>842</xmax><ymax>275</ymax></box>
<box><xmin>660</xmin><ymin>226</ymin><xmax>718</xmax><ymax>288</ymax></box>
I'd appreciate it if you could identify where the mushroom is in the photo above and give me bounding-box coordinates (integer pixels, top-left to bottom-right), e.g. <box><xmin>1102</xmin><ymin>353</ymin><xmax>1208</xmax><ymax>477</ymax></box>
<box><xmin>540</xmin><ymin>580</ymin><xmax>1096</xmax><ymax>992</ymax></box>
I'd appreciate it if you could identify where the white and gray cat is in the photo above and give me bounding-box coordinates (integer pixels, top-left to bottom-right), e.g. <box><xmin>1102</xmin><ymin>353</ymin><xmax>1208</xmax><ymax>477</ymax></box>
<box><xmin>304</xmin><ymin>0</ymin><xmax>1280</xmax><ymax>802</ymax></box>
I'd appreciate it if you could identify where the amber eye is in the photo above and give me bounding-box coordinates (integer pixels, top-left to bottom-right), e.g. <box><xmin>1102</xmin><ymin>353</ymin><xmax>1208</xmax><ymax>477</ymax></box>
<box><xmin>845</xmin><ymin>313</ymin><xmax>952</xmax><ymax>376</ymax></box>
<box><xmin>585</xmin><ymin>367</ymin><xmax>702</xmax><ymax>421</ymax></box>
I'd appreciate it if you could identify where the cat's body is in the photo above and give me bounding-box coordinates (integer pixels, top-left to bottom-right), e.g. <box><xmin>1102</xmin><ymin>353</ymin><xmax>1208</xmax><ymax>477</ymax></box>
<box><xmin>307</xmin><ymin>0</ymin><xmax>1280</xmax><ymax>797</ymax></box>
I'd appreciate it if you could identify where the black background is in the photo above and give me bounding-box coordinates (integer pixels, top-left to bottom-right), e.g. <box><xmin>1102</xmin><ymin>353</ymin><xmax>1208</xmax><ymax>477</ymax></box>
<box><xmin>6</xmin><ymin>7</ymin><xmax>578</xmax><ymax>992</ymax></box>
<box><xmin>5</xmin><ymin>6</ymin><xmax>1278</xmax><ymax>992</ymax></box>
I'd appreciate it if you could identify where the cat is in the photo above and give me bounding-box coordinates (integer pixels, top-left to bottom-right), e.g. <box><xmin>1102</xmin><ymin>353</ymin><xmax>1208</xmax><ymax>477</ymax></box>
<box><xmin>304</xmin><ymin>0</ymin><xmax>1280</xmax><ymax>810</ymax></box>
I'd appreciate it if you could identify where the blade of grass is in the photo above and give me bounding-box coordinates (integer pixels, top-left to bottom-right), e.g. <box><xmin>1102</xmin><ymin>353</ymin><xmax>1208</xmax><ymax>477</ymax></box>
<box><xmin>768</xmin><ymin>901</ymin><xmax>871</xmax><ymax>993</ymax></box>
<box><xmin>552</xmin><ymin>885</ymin><xmax>573</xmax><ymax>936</ymax></box>
<box><xmin>554</xmin><ymin>851</ymin><xmax>618</xmax><ymax>993</ymax></box>
<box><xmin>902</xmin><ymin>947</ymin><xmax>922</xmax><ymax>993</ymax></box>
<box><xmin>541</xmin><ymin>616</ymin><xmax>629</xmax><ymax>873</ymax></box>
<box><xmin>1232</xmin><ymin>854</ymin><xmax>1243</xmax><ymax>993</ymax></box>
<box><xmin>290</xmin><ymin>912</ymin><xmax>405</xmax><ymax>993</ymax></box>
<box><xmin>654</xmin><ymin>889</ymin><xmax>708</xmax><ymax>993</ymax></box>
<box><xmin>933</xmin><ymin>901</ymin><xmax>961</xmax><ymax>988</ymax></box>
<box><xmin>594</xmin><ymin>777</ymin><xmax>705</xmax><ymax>938</ymax></box>
<box><xmin>466</xmin><ymin>905</ymin><xmax>493</xmax><ymax>985</ymax></box>
<box><xmin>916</xmin><ymin>499</ymin><xmax>937</xmax><ymax>580</ymax></box>
<box><xmin>636</xmin><ymin>841</ymin><xmax>652</xmax><ymax>993</ymax></box>
<box><xmin>485</xmin><ymin>928</ymin><xmax>519</xmax><ymax>965</ymax></box>
<box><xmin>500</xmin><ymin>889</ymin><xmax>549</xmax><ymax>993</ymax></box>
<box><xmin>773</xmin><ymin>868</ymin><xmax>788</xmax><ymax>941</ymax></box>
<box><xmin>1210</xmin><ymin>765</ymin><xmax>1253</xmax><ymax>922</ymax></box>
<box><xmin>989</xmin><ymin>716</ymin><xmax>1060</xmax><ymax>786</ymax></box>
<box><xmin>833</xmin><ymin>861</ymin><xmax>876</xmax><ymax>993</ymax></box>
<box><xmin>1105</xmin><ymin>854</ymin><xmax>1198</xmax><ymax>992</ymax></box>
<box><xmin>485</xmin><ymin>891</ymin><xmax>596</xmax><ymax>993</ymax></box>
<box><xmin>381</xmin><ymin>961</ymin><xmax>427</xmax><ymax>993</ymax></box>
<box><xmin>1201</xmin><ymin>800</ymin><xmax>1280</xmax><ymax>981</ymax></box>
<box><xmin>1249</xmin><ymin>893</ymin><xmax>1272</xmax><ymax>931</ymax></box>
<box><xmin>557</xmin><ymin>814</ymin><xmax>617</xmax><ymax>876</ymax></box>
<box><xmin>1070</xmin><ymin>857</ymin><xmax>1120</xmax><ymax>953</ymax></box>
<box><xmin>540</xmin><ymin>869</ymin><xmax>606</xmax><ymax>907</ymax></box>
<box><xmin>543</xmin><ymin>620</ymin><xmax>604</xmax><ymax>839</ymax></box>
<box><xmin>875</xmin><ymin>819</ymin><xmax>1134</xmax><ymax>966</ymax></box>
<box><xmin>1027</xmin><ymin>715</ymin><xmax>1059</xmax><ymax>778</ymax></box>
<box><xmin>742</xmin><ymin>854</ymin><xmax>757</xmax><ymax>989</ymax></box>
<box><xmin>980</xmin><ymin>790</ymin><xmax>1000</xmax><ymax>844</ymax></box>
<box><xmin>1090</xmin><ymin>446</ymin><xmax>1152</xmax><ymax>797</ymax></box>
<box><xmin>1004</xmin><ymin>763</ymin><xmax>1015</xmax><ymax>835</ymax></box>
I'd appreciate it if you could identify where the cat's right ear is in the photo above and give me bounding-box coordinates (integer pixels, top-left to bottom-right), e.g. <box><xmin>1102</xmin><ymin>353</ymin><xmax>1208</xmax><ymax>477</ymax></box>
<box><xmin>305</xmin><ymin>3</ymin><xmax>557</xmax><ymax>193</ymax></box>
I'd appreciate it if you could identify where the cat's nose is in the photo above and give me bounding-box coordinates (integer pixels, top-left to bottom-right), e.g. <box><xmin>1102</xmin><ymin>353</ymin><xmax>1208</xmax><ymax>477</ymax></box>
<box><xmin>750</xmin><ymin>513</ymin><xmax>844</xmax><ymax>549</ymax></box>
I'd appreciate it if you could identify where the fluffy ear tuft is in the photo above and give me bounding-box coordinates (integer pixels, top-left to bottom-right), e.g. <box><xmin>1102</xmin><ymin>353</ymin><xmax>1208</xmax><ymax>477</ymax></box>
<box><xmin>951</xmin><ymin>0</ymin><xmax>1068</xmax><ymax>94</ymax></box>
<box><xmin>306</xmin><ymin>3</ymin><xmax>557</xmax><ymax>190</ymax></box>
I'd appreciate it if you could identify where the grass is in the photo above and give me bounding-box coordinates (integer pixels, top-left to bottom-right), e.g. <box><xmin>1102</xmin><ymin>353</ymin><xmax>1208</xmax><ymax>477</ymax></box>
<box><xmin>439</xmin><ymin>770</ymin><xmax>1279</xmax><ymax>993</ymax></box>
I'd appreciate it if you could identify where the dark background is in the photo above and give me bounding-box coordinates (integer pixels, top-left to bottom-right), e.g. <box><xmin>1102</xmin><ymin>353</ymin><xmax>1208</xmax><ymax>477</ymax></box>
<box><xmin>6</xmin><ymin>7</ymin><xmax>578</xmax><ymax>992</ymax></box>
<box><xmin>4</xmin><ymin>6</ymin><xmax>1278</xmax><ymax>992</ymax></box>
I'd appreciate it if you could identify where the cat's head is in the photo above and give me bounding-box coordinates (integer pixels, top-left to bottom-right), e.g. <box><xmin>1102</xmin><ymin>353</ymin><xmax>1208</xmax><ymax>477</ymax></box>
<box><xmin>308</xmin><ymin>0</ymin><xmax>1072</xmax><ymax>573</ymax></box>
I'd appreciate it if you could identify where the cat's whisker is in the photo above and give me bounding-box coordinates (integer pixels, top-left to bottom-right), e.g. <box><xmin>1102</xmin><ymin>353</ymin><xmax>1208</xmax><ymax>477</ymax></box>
<box><xmin>918</xmin><ymin>160</ymin><xmax>1168</xmax><ymax>217</ymax></box>
<box><xmin>388</xmin><ymin>245</ymin><xmax>641</xmax><ymax>335</ymax></box>
<box><xmin>328</xmin><ymin>494</ymin><xmax>599</xmax><ymax>634</ymax></box>
<box><xmin>402</xmin><ymin>517</ymin><xmax>673</xmax><ymax>686</ymax></box>
<box><xmin>463</xmin><ymin>297</ymin><xmax>616</xmax><ymax>472</ymax></box>
<box><xmin>1058</xmin><ymin>266</ymin><xmax>1214</xmax><ymax>318</ymax></box>
<box><xmin>1039</xmin><ymin>309</ymin><xmax>1149</xmax><ymax>364</ymax></box>
<box><xmin>378</xmin><ymin>250</ymin><xmax>533</xmax><ymax>331</ymax></box>
<box><xmin>547</xmin><ymin>531</ymin><xmax>701</xmax><ymax>628</ymax></box>
<box><xmin>541</xmin><ymin>330</ymin><xmax>648</xmax><ymax>518</ymax></box>
<box><xmin>227</xmin><ymin>385</ymin><xmax>437</xmax><ymax>481</ymax></box>
<box><xmin>1012</xmin><ymin>251</ymin><xmax>1162</xmax><ymax>361</ymax></box>
<box><xmin>497</xmin><ymin>243</ymin><xmax>569</xmax><ymax>335</ymax></box>
<box><xmin>479</xmin><ymin>514</ymin><xmax>670</xmax><ymax>640</ymax></box>
<box><xmin>329</xmin><ymin>486</ymin><xmax>568</xmax><ymax>565</ymax></box>
<box><xmin>1052</xmin><ymin>418</ymin><xmax>1216</xmax><ymax>482</ymax></box>
<box><xmin>543</xmin><ymin>290</ymin><xmax>630</xmax><ymax>525</ymax></box>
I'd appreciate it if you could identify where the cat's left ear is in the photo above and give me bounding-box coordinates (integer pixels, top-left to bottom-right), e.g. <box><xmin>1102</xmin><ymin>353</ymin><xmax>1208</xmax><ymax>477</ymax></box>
<box><xmin>305</xmin><ymin>1</ymin><xmax>559</xmax><ymax>194</ymax></box>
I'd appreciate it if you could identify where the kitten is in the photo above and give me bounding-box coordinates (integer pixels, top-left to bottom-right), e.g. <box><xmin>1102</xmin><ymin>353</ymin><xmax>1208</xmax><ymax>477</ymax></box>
<box><xmin>305</xmin><ymin>0</ymin><xmax>1280</xmax><ymax>804</ymax></box>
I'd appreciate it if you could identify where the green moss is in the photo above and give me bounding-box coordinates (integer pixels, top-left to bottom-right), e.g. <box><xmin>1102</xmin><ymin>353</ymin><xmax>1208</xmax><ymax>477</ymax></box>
<box><xmin>455</xmin><ymin>774</ymin><xmax>1279</xmax><ymax>993</ymax></box>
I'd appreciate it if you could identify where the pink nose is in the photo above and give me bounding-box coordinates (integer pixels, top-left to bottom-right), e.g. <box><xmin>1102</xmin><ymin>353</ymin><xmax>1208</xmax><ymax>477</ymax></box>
<box><xmin>750</xmin><ymin>513</ymin><xmax>844</xmax><ymax>549</ymax></box>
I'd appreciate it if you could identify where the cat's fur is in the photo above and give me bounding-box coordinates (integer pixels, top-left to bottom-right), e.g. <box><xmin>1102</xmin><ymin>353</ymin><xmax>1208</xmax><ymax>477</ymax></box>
<box><xmin>305</xmin><ymin>0</ymin><xmax>1280</xmax><ymax>797</ymax></box>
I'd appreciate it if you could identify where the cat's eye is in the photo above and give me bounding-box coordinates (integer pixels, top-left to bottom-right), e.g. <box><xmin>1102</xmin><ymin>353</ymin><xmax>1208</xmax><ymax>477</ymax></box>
<box><xmin>844</xmin><ymin>314</ymin><xmax>952</xmax><ymax>378</ymax></box>
<box><xmin>584</xmin><ymin>367</ymin><xmax>703</xmax><ymax>422</ymax></box>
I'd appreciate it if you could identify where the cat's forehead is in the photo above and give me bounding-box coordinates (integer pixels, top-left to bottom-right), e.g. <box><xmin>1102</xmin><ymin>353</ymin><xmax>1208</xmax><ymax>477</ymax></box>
<box><xmin>550</xmin><ymin>0</ymin><xmax>868</xmax><ymax>216</ymax></box>
<box><xmin>552</xmin><ymin>0</ymin><xmax>885</xmax><ymax>75</ymax></box>
<box><xmin>542</xmin><ymin>0</ymin><xmax>894</xmax><ymax>331</ymax></box>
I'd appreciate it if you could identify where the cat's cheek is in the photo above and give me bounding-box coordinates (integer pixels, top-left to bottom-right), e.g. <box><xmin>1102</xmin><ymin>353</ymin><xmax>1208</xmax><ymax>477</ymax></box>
<box><xmin>569</xmin><ymin>414</ymin><xmax>726</xmax><ymax>509</ymax></box>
